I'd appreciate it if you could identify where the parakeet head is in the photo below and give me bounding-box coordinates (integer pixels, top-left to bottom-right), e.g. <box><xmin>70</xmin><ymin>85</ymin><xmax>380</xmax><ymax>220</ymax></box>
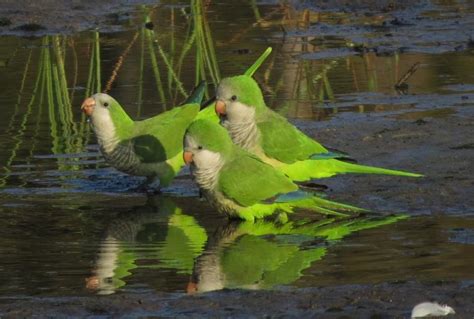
<box><xmin>215</xmin><ymin>76</ymin><xmax>266</xmax><ymax>122</ymax></box>
<box><xmin>81</xmin><ymin>93</ymin><xmax>120</xmax><ymax>117</ymax></box>
<box><xmin>183</xmin><ymin>119</ymin><xmax>234</xmax><ymax>167</ymax></box>
<box><xmin>81</xmin><ymin>93</ymin><xmax>131</xmax><ymax>128</ymax></box>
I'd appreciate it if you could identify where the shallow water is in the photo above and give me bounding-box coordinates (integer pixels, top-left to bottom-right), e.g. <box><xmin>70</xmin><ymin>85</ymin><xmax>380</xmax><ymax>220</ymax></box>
<box><xmin>0</xmin><ymin>0</ymin><xmax>473</xmax><ymax>297</ymax></box>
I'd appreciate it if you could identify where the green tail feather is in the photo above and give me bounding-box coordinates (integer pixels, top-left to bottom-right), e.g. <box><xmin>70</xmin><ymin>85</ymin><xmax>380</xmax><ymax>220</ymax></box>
<box><xmin>332</xmin><ymin>159</ymin><xmax>423</xmax><ymax>177</ymax></box>
<box><xmin>275</xmin><ymin>190</ymin><xmax>367</xmax><ymax>215</ymax></box>
<box><xmin>289</xmin><ymin>195</ymin><xmax>366</xmax><ymax>218</ymax></box>
<box><xmin>238</xmin><ymin>192</ymin><xmax>365</xmax><ymax>221</ymax></box>
<box><xmin>280</xmin><ymin>158</ymin><xmax>423</xmax><ymax>182</ymax></box>
<box><xmin>244</xmin><ymin>47</ymin><xmax>272</xmax><ymax>77</ymax></box>
<box><xmin>182</xmin><ymin>80</ymin><xmax>206</xmax><ymax>105</ymax></box>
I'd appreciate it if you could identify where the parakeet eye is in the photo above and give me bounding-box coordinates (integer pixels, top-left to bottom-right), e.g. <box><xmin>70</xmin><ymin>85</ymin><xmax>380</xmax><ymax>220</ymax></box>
<box><xmin>198</xmin><ymin>146</ymin><xmax>203</xmax><ymax>150</ymax></box>
<box><xmin>231</xmin><ymin>95</ymin><xmax>237</xmax><ymax>101</ymax></box>
<box><xmin>103</xmin><ymin>102</ymin><xmax>109</xmax><ymax>107</ymax></box>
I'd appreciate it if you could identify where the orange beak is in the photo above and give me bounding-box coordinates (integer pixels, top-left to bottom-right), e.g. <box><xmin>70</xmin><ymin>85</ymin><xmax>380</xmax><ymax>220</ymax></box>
<box><xmin>215</xmin><ymin>100</ymin><xmax>226</xmax><ymax>116</ymax></box>
<box><xmin>85</xmin><ymin>275</ymin><xmax>99</xmax><ymax>290</ymax></box>
<box><xmin>81</xmin><ymin>97</ymin><xmax>96</xmax><ymax>116</ymax></box>
<box><xmin>183</xmin><ymin>151</ymin><xmax>193</xmax><ymax>165</ymax></box>
<box><xmin>186</xmin><ymin>281</ymin><xmax>198</xmax><ymax>294</ymax></box>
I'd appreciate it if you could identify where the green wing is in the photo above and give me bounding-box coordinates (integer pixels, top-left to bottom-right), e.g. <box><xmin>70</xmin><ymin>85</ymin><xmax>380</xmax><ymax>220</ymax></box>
<box><xmin>132</xmin><ymin>104</ymin><xmax>200</xmax><ymax>163</ymax></box>
<box><xmin>218</xmin><ymin>150</ymin><xmax>298</xmax><ymax>207</ymax></box>
<box><xmin>195</xmin><ymin>101</ymin><xmax>219</xmax><ymax>121</ymax></box>
<box><xmin>257</xmin><ymin>110</ymin><xmax>328</xmax><ymax>164</ymax></box>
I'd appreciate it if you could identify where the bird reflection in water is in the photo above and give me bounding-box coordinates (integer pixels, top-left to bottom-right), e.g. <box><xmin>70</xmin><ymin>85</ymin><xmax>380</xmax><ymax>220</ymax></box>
<box><xmin>85</xmin><ymin>196</ymin><xmax>207</xmax><ymax>295</ymax></box>
<box><xmin>187</xmin><ymin>214</ymin><xmax>407</xmax><ymax>293</ymax></box>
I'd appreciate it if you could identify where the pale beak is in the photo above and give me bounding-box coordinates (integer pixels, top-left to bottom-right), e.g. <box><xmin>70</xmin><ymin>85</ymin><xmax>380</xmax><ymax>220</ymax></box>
<box><xmin>183</xmin><ymin>151</ymin><xmax>193</xmax><ymax>165</ymax></box>
<box><xmin>81</xmin><ymin>97</ymin><xmax>96</xmax><ymax>116</ymax></box>
<box><xmin>215</xmin><ymin>99</ymin><xmax>226</xmax><ymax>116</ymax></box>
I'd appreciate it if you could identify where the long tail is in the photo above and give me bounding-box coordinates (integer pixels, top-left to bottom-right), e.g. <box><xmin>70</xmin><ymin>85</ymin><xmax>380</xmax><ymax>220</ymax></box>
<box><xmin>182</xmin><ymin>81</ymin><xmax>207</xmax><ymax>105</ymax></box>
<box><xmin>280</xmin><ymin>158</ymin><xmax>422</xmax><ymax>182</ymax></box>
<box><xmin>292</xmin><ymin>213</ymin><xmax>409</xmax><ymax>240</ymax></box>
<box><xmin>234</xmin><ymin>213</ymin><xmax>409</xmax><ymax>241</ymax></box>
<box><xmin>238</xmin><ymin>191</ymin><xmax>366</xmax><ymax>221</ymax></box>
<box><xmin>290</xmin><ymin>195</ymin><xmax>367</xmax><ymax>217</ymax></box>
<box><xmin>277</xmin><ymin>190</ymin><xmax>367</xmax><ymax>217</ymax></box>
<box><xmin>331</xmin><ymin>159</ymin><xmax>423</xmax><ymax>177</ymax></box>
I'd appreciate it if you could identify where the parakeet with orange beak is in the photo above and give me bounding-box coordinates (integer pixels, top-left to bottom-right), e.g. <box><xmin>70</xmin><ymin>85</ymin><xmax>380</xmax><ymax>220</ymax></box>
<box><xmin>80</xmin><ymin>48</ymin><xmax>273</xmax><ymax>190</ymax></box>
<box><xmin>214</xmin><ymin>75</ymin><xmax>422</xmax><ymax>181</ymax></box>
<box><xmin>81</xmin><ymin>83</ymin><xmax>206</xmax><ymax>190</ymax></box>
<box><xmin>183</xmin><ymin>119</ymin><xmax>365</xmax><ymax>222</ymax></box>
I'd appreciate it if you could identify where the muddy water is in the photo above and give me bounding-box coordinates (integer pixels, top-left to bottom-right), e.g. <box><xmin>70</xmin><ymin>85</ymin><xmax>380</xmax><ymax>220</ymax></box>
<box><xmin>0</xmin><ymin>0</ymin><xmax>473</xmax><ymax>300</ymax></box>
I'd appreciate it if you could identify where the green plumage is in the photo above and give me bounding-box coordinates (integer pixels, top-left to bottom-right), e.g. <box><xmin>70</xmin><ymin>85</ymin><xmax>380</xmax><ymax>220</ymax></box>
<box><xmin>153</xmin><ymin>210</ymin><xmax>208</xmax><ymax>274</ymax></box>
<box><xmin>218</xmin><ymin>76</ymin><xmax>422</xmax><ymax>180</ymax></box>
<box><xmin>129</xmin><ymin>104</ymin><xmax>200</xmax><ymax>162</ymax></box>
<box><xmin>193</xmin><ymin>213</ymin><xmax>407</xmax><ymax>291</ymax></box>
<box><xmin>186</xmin><ymin>117</ymin><xmax>234</xmax><ymax>156</ymax></box>
<box><xmin>258</xmin><ymin>111</ymin><xmax>327</xmax><ymax>163</ymax></box>
<box><xmin>89</xmin><ymin>92</ymin><xmax>205</xmax><ymax>188</ymax></box>
<box><xmin>218</xmin><ymin>150</ymin><xmax>298</xmax><ymax>207</ymax></box>
<box><xmin>185</xmin><ymin>119</ymin><xmax>365</xmax><ymax>222</ymax></box>
<box><xmin>90</xmin><ymin>198</ymin><xmax>208</xmax><ymax>294</ymax></box>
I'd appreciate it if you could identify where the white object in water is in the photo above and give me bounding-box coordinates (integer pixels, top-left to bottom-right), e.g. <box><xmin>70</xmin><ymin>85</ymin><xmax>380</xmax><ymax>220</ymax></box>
<box><xmin>411</xmin><ymin>302</ymin><xmax>455</xmax><ymax>318</ymax></box>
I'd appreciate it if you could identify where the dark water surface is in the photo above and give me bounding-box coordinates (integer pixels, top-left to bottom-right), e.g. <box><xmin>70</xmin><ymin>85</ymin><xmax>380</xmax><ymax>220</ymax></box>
<box><xmin>0</xmin><ymin>0</ymin><xmax>473</xmax><ymax>297</ymax></box>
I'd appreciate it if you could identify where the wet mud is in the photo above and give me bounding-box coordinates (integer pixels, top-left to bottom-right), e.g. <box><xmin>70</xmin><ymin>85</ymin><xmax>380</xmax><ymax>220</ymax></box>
<box><xmin>1</xmin><ymin>281</ymin><xmax>473</xmax><ymax>318</ymax></box>
<box><xmin>311</xmin><ymin>104</ymin><xmax>474</xmax><ymax>216</ymax></box>
<box><xmin>0</xmin><ymin>0</ymin><xmax>157</xmax><ymax>36</ymax></box>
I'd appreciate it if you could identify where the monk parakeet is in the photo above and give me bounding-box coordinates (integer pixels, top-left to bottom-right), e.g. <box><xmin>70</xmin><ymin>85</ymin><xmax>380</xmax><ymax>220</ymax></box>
<box><xmin>86</xmin><ymin>197</ymin><xmax>207</xmax><ymax>294</ymax></box>
<box><xmin>214</xmin><ymin>75</ymin><xmax>423</xmax><ymax>181</ymax></box>
<box><xmin>188</xmin><ymin>213</ymin><xmax>407</xmax><ymax>293</ymax></box>
<box><xmin>183</xmin><ymin>119</ymin><xmax>365</xmax><ymax>222</ymax></box>
<box><xmin>81</xmin><ymin>83</ymin><xmax>206</xmax><ymax>189</ymax></box>
<box><xmin>79</xmin><ymin>47</ymin><xmax>273</xmax><ymax>190</ymax></box>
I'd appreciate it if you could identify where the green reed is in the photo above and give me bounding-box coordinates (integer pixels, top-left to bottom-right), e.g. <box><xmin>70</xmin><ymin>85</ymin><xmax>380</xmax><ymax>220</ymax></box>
<box><xmin>138</xmin><ymin>1</ymin><xmax>221</xmax><ymax>107</ymax></box>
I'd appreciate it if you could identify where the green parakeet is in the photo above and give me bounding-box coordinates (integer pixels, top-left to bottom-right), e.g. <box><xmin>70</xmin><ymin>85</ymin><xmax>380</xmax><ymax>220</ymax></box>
<box><xmin>81</xmin><ymin>85</ymin><xmax>206</xmax><ymax>189</ymax></box>
<box><xmin>86</xmin><ymin>196</ymin><xmax>208</xmax><ymax>294</ymax></box>
<box><xmin>80</xmin><ymin>47</ymin><xmax>275</xmax><ymax>190</ymax></box>
<box><xmin>188</xmin><ymin>213</ymin><xmax>408</xmax><ymax>293</ymax></box>
<box><xmin>214</xmin><ymin>75</ymin><xmax>423</xmax><ymax>181</ymax></box>
<box><xmin>183</xmin><ymin>119</ymin><xmax>365</xmax><ymax>222</ymax></box>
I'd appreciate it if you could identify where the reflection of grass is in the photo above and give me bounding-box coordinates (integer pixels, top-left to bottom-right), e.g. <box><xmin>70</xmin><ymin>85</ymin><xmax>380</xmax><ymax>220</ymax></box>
<box><xmin>264</xmin><ymin>9</ymin><xmax>339</xmax><ymax>119</ymax></box>
<box><xmin>1</xmin><ymin>32</ymin><xmax>103</xmax><ymax>187</ymax></box>
<box><xmin>79</xmin><ymin>32</ymin><xmax>101</xmax><ymax>155</ymax></box>
<box><xmin>1</xmin><ymin>1</ymin><xmax>269</xmax><ymax>188</ymax></box>
<box><xmin>273</xmin><ymin>55</ymin><xmax>338</xmax><ymax>119</ymax></box>
<box><xmin>86</xmin><ymin>31</ymin><xmax>102</xmax><ymax>96</ymax></box>
<box><xmin>41</xmin><ymin>35</ymin><xmax>89</xmax><ymax>168</ymax></box>
<box><xmin>2</xmin><ymin>0</ymin><xmax>225</xmax><ymax>184</ymax></box>
<box><xmin>0</xmin><ymin>49</ymin><xmax>40</xmax><ymax>187</ymax></box>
